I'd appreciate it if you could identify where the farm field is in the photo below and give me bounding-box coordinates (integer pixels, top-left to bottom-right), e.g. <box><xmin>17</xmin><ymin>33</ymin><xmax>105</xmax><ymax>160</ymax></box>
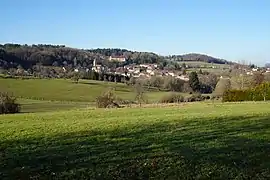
<box><xmin>179</xmin><ymin>61</ymin><xmax>231</xmax><ymax>68</ymax></box>
<box><xmin>1</xmin><ymin>102</ymin><xmax>270</xmax><ymax>179</ymax></box>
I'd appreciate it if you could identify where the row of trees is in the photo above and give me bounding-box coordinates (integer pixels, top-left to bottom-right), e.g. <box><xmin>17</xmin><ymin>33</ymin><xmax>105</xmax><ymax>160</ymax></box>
<box><xmin>72</xmin><ymin>71</ymin><xmax>130</xmax><ymax>84</ymax></box>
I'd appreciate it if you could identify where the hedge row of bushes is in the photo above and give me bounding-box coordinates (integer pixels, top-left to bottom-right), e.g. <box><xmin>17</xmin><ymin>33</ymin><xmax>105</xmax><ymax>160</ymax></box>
<box><xmin>223</xmin><ymin>82</ymin><xmax>270</xmax><ymax>102</ymax></box>
<box><xmin>159</xmin><ymin>93</ymin><xmax>210</xmax><ymax>103</ymax></box>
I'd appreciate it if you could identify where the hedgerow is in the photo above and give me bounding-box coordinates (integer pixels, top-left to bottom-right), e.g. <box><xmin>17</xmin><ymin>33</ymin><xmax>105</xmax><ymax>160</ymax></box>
<box><xmin>222</xmin><ymin>82</ymin><xmax>270</xmax><ymax>102</ymax></box>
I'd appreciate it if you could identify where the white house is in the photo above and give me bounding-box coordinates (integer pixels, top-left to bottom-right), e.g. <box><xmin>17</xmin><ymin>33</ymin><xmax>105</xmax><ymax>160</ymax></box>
<box><xmin>109</xmin><ymin>56</ymin><xmax>126</xmax><ymax>62</ymax></box>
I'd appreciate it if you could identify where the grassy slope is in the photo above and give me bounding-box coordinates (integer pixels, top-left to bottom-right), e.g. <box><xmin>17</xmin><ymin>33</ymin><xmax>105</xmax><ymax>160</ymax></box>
<box><xmin>18</xmin><ymin>99</ymin><xmax>92</xmax><ymax>113</ymax></box>
<box><xmin>181</xmin><ymin>61</ymin><xmax>231</xmax><ymax>74</ymax></box>
<box><xmin>1</xmin><ymin>102</ymin><xmax>270</xmax><ymax>179</ymax></box>
<box><xmin>0</xmin><ymin>78</ymin><xmax>170</xmax><ymax>103</ymax></box>
<box><xmin>0</xmin><ymin>78</ymin><xmax>133</xmax><ymax>102</ymax></box>
<box><xmin>1</xmin><ymin>78</ymin><xmax>179</xmax><ymax>112</ymax></box>
<box><xmin>180</xmin><ymin>61</ymin><xmax>230</xmax><ymax>68</ymax></box>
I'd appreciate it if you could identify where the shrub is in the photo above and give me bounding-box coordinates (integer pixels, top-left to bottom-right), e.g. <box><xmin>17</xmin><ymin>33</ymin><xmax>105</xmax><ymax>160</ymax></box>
<box><xmin>211</xmin><ymin>95</ymin><xmax>220</xmax><ymax>100</ymax></box>
<box><xmin>115</xmin><ymin>97</ymin><xmax>135</xmax><ymax>105</ymax></box>
<box><xmin>96</xmin><ymin>88</ymin><xmax>120</xmax><ymax>108</ymax></box>
<box><xmin>0</xmin><ymin>92</ymin><xmax>21</xmax><ymax>114</ymax></box>
<box><xmin>185</xmin><ymin>93</ymin><xmax>204</xmax><ymax>102</ymax></box>
<box><xmin>160</xmin><ymin>93</ymin><xmax>184</xmax><ymax>103</ymax></box>
<box><xmin>205</xmin><ymin>95</ymin><xmax>211</xmax><ymax>100</ymax></box>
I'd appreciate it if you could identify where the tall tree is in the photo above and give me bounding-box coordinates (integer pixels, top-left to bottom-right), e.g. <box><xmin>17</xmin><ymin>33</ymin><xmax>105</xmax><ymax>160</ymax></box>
<box><xmin>189</xmin><ymin>72</ymin><xmax>200</xmax><ymax>92</ymax></box>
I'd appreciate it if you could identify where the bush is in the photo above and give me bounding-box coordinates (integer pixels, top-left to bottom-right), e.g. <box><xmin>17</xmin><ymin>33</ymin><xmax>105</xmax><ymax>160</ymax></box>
<box><xmin>205</xmin><ymin>95</ymin><xmax>211</xmax><ymax>100</ymax></box>
<box><xmin>185</xmin><ymin>93</ymin><xmax>204</xmax><ymax>102</ymax></box>
<box><xmin>96</xmin><ymin>88</ymin><xmax>120</xmax><ymax>108</ymax></box>
<box><xmin>160</xmin><ymin>93</ymin><xmax>184</xmax><ymax>103</ymax></box>
<box><xmin>115</xmin><ymin>97</ymin><xmax>135</xmax><ymax>105</ymax></box>
<box><xmin>0</xmin><ymin>92</ymin><xmax>21</xmax><ymax>114</ymax></box>
<box><xmin>211</xmin><ymin>95</ymin><xmax>220</xmax><ymax>100</ymax></box>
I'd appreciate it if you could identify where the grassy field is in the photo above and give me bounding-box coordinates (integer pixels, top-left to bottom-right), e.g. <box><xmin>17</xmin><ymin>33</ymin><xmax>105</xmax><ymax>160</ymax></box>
<box><xmin>1</xmin><ymin>102</ymin><xmax>270</xmax><ymax>179</ymax></box>
<box><xmin>179</xmin><ymin>61</ymin><xmax>231</xmax><ymax>68</ymax></box>
<box><xmin>18</xmin><ymin>99</ymin><xmax>92</xmax><ymax>113</ymax></box>
<box><xmin>0</xmin><ymin>78</ymin><xmax>173</xmax><ymax>103</ymax></box>
<box><xmin>1</xmin><ymin>78</ymin><xmax>183</xmax><ymax>113</ymax></box>
<box><xmin>179</xmin><ymin>61</ymin><xmax>231</xmax><ymax>74</ymax></box>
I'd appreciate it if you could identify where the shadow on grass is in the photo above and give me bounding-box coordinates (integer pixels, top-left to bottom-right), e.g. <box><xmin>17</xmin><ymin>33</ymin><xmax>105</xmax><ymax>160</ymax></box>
<box><xmin>1</xmin><ymin>115</ymin><xmax>270</xmax><ymax>179</ymax></box>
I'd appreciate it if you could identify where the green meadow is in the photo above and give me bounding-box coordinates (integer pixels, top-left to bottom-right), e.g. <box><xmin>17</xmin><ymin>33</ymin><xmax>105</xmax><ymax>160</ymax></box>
<box><xmin>1</xmin><ymin>78</ymin><xmax>270</xmax><ymax>179</ymax></box>
<box><xmin>0</xmin><ymin>78</ymin><xmax>176</xmax><ymax>112</ymax></box>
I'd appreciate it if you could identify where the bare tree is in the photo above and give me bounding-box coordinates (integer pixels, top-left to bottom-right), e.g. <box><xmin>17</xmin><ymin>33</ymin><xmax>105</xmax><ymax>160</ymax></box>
<box><xmin>232</xmin><ymin>73</ymin><xmax>252</xmax><ymax>90</ymax></box>
<box><xmin>253</xmin><ymin>72</ymin><xmax>265</xmax><ymax>87</ymax></box>
<box><xmin>134</xmin><ymin>82</ymin><xmax>147</xmax><ymax>107</ymax></box>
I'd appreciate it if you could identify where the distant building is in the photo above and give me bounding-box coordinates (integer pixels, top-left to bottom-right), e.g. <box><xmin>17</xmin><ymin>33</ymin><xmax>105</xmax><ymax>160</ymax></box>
<box><xmin>92</xmin><ymin>59</ymin><xmax>104</xmax><ymax>73</ymax></box>
<box><xmin>109</xmin><ymin>56</ymin><xmax>126</xmax><ymax>62</ymax></box>
<box><xmin>176</xmin><ymin>75</ymin><xmax>189</xmax><ymax>81</ymax></box>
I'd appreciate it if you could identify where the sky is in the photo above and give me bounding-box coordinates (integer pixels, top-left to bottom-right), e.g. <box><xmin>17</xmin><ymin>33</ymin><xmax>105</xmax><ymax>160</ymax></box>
<box><xmin>1</xmin><ymin>0</ymin><xmax>270</xmax><ymax>66</ymax></box>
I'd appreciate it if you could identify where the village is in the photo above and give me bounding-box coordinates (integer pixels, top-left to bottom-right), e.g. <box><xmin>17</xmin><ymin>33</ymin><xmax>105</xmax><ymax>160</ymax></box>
<box><xmin>86</xmin><ymin>55</ymin><xmax>270</xmax><ymax>82</ymax></box>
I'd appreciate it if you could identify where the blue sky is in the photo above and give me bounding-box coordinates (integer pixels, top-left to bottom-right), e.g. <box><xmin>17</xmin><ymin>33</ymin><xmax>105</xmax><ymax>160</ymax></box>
<box><xmin>1</xmin><ymin>0</ymin><xmax>270</xmax><ymax>65</ymax></box>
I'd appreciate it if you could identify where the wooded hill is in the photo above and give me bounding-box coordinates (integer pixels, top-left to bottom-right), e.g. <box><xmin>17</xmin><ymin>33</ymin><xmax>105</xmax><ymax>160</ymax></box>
<box><xmin>0</xmin><ymin>43</ymin><xmax>233</xmax><ymax>70</ymax></box>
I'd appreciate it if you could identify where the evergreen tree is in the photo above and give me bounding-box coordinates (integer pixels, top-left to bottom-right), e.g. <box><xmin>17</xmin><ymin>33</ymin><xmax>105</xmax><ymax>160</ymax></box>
<box><xmin>189</xmin><ymin>71</ymin><xmax>200</xmax><ymax>92</ymax></box>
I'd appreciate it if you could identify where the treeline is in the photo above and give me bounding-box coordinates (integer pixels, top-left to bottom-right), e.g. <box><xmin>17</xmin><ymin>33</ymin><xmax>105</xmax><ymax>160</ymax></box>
<box><xmin>81</xmin><ymin>71</ymin><xmax>130</xmax><ymax>83</ymax></box>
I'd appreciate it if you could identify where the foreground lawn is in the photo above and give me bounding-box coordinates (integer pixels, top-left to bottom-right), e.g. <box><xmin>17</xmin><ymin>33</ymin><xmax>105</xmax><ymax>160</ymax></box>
<box><xmin>0</xmin><ymin>78</ymin><xmax>172</xmax><ymax>103</ymax></box>
<box><xmin>1</xmin><ymin>102</ymin><xmax>270</xmax><ymax>179</ymax></box>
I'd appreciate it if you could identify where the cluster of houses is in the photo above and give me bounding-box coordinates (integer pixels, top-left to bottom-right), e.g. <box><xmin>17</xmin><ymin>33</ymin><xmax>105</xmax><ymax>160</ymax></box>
<box><xmin>72</xmin><ymin>55</ymin><xmax>270</xmax><ymax>81</ymax></box>
<box><xmin>121</xmin><ymin>64</ymin><xmax>189</xmax><ymax>81</ymax></box>
<box><xmin>243</xmin><ymin>67</ymin><xmax>269</xmax><ymax>75</ymax></box>
<box><xmin>88</xmin><ymin>57</ymin><xmax>190</xmax><ymax>81</ymax></box>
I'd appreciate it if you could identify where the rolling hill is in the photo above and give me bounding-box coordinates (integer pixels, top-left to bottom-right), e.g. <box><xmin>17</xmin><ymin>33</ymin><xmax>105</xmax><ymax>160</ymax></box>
<box><xmin>0</xmin><ymin>44</ymin><xmax>235</xmax><ymax>71</ymax></box>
